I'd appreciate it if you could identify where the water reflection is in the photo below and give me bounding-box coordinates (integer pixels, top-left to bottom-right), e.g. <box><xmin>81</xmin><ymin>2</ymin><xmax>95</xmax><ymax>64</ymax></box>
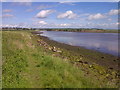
<box><xmin>40</xmin><ymin>31</ymin><xmax>119</xmax><ymax>56</ymax></box>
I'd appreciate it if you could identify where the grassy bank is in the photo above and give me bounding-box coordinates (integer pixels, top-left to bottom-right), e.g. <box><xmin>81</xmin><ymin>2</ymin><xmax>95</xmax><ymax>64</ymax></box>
<box><xmin>2</xmin><ymin>30</ymin><xmax>119</xmax><ymax>88</ymax></box>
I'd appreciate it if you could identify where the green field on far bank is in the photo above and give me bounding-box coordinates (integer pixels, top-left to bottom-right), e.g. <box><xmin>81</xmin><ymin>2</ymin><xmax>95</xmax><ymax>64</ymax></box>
<box><xmin>2</xmin><ymin>28</ymin><xmax>119</xmax><ymax>33</ymax></box>
<box><xmin>2</xmin><ymin>30</ymin><xmax>119</xmax><ymax>88</ymax></box>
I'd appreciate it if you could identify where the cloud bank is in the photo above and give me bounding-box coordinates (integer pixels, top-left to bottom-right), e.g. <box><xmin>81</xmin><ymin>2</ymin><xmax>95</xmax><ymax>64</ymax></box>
<box><xmin>57</xmin><ymin>10</ymin><xmax>77</xmax><ymax>19</ymax></box>
<box><xmin>36</xmin><ymin>10</ymin><xmax>54</xmax><ymax>18</ymax></box>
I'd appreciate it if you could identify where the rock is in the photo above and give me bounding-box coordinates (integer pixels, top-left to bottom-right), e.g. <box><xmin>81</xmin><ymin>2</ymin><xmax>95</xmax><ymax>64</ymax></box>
<box><xmin>80</xmin><ymin>57</ymin><xmax>82</xmax><ymax>60</ymax></box>
<box><xmin>89</xmin><ymin>65</ymin><xmax>93</xmax><ymax>68</ymax></box>
<box><xmin>49</xmin><ymin>47</ymin><xmax>52</xmax><ymax>50</ymax></box>
<box><xmin>52</xmin><ymin>47</ymin><xmax>57</xmax><ymax>52</ymax></box>
<box><xmin>109</xmin><ymin>67</ymin><xmax>113</xmax><ymax>70</ymax></box>
<box><xmin>117</xmin><ymin>58</ymin><xmax>119</xmax><ymax>60</ymax></box>
<box><xmin>51</xmin><ymin>46</ymin><xmax>62</xmax><ymax>53</ymax></box>
<box><xmin>101</xmin><ymin>57</ymin><xmax>104</xmax><ymax>59</ymax></box>
<box><xmin>37</xmin><ymin>40</ymin><xmax>40</xmax><ymax>42</ymax></box>
<box><xmin>78</xmin><ymin>61</ymin><xmax>83</xmax><ymax>63</ymax></box>
<box><xmin>53</xmin><ymin>49</ymin><xmax>57</xmax><ymax>52</ymax></box>
<box><xmin>84</xmin><ymin>62</ymin><xmax>88</xmax><ymax>64</ymax></box>
<box><xmin>56</xmin><ymin>50</ymin><xmax>62</xmax><ymax>53</ymax></box>
<box><xmin>113</xmin><ymin>60</ymin><xmax>116</xmax><ymax>62</ymax></box>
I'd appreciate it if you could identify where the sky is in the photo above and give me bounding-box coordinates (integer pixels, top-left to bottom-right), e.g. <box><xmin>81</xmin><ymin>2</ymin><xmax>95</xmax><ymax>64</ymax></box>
<box><xmin>0</xmin><ymin>0</ymin><xmax>119</xmax><ymax>2</ymax></box>
<box><xmin>1</xmin><ymin>2</ymin><xmax>119</xmax><ymax>29</ymax></box>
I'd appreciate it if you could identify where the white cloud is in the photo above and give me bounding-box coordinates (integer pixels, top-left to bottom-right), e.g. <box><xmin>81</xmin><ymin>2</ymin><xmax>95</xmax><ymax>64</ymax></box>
<box><xmin>36</xmin><ymin>10</ymin><xmax>54</xmax><ymax>18</ymax></box>
<box><xmin>2</xmin><ymin>14</ymin><xmax>14</xmax><ymax>18</ymax></box>
<box><xmin>38</xmin><ymin>20</ymin><xmax>47</xmax><ymax>25</ymax></box>
<box><xmin>2</xmin><ymin>24</ymin><xmax>18</xmax><ymax>27</ymax></box>
<box><xmin>86</xmin><ymin>22</ymin><xmax>118</xmax><ymax>29</ymax></box>
<box><xmin>2</xmin><ymin>22</ymin><xmax>118</xmax><ymax>29</ymax></box>
<box><xmin>108</xmin><ymin>9</ymin><xmax>120</xmax><ymax>15</ymax></box>
<box><xmin>59</xmin><ymin>23</ymin><xmax>70</xmax><ymax>27</ymax></box>
<box><xmin>57</xmin><ymin>10</ymin><xmax>77</xmax><ymax>19</ymax></box>
<box><xmin>3</xmin><ymin>9</ymin><xmax>12</xmax><ymax>13</ymax></box>
<box><xmin>2</xmin><ymin>23</ymin><xmax>33</xmax><ymax>28</ymax></box>
<box><xmin>88</xmin><ymin>13</ymin><xmax>106</xmax><ymax>20</ymax></box>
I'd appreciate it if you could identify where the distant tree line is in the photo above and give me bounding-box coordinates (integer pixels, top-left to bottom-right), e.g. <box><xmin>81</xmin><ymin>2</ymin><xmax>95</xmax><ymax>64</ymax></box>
<box><xmin>2</xmin><ymin>27</ymin><xmax>118</xmax><ymax>33</ymax></box>
<box><xmin>2</xmin><ymin>27</ymin><xmax>36</xmax><ymax>31</ymax></box>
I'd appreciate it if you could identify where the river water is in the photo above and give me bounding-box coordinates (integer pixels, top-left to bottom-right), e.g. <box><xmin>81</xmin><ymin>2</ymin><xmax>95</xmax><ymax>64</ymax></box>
<box><xmin>40</xmin><ymin>31</ymin><xmax>119</xmax><ymax>56</ymax></box>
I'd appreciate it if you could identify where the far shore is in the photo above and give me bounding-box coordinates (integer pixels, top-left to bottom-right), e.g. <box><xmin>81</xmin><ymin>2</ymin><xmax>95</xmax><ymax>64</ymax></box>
<box><xmin>2</xmin><ymin>28</ymin><xmax>119</xmax><ymax>33</ymax></box>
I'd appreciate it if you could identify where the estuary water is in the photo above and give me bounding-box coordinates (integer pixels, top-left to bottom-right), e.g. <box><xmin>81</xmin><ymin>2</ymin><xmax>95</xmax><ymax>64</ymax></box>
<box><xmin>40</xmin><ymin>31</ymin><xmax>119</xmax><ymax>56</ymax></box>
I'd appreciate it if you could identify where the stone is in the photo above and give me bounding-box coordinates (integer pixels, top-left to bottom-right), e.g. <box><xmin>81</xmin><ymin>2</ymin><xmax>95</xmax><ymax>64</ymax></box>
<box><xmin>84</xmin><ymin>62</ymin><xmax>88</xmax><ymax>64</ymax></box>
<box><xmin>80</xmin><ymin>57</ymin><xmax>82</xmax><ymax>60</ymax></box>
<box><xmin>101</xmin><ymin>57</ymin><xmax>104</xmax><ymax>59</ymax></box>
<box><xmin>113</xmin><ymin>60</ymin><xmax>116</xmax><ymax>62</ymax></box>
<box><xmin>78</xmin><ymin>61</ymin><xmax>83</xmax><ymax>63</ymax></box>
<box><xmin>49</xmin><ymin>47</ymin><xmax>52</xmax><ymax>50</ymax></box>
<box><xmin>89</xmin><ymin>65</ymin><xmax>93</xmax><ymax>68</ymax></box>
<box><xmin>56</xmin><ymin>50</ymin><xmax>62</xmax><ymax>53</ymax></box>
<box><xmin>109</xmin><ymin>67</ymin><xmax>113</xmax><ymax>70</ymax></box>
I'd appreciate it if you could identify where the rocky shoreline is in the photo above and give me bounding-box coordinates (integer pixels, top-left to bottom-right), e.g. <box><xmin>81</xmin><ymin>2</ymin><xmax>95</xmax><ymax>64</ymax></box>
<box><xmin>32</xmin><ymin>31</ymin><xmax>120</xmax><ymax>86</ymax></box>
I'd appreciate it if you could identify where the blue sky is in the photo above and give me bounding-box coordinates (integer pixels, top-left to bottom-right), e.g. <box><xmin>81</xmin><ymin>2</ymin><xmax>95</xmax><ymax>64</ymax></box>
<box><xmin>2</xmin><ymin>2</ymin><xmax>119</xmax><ymax>29</ymax></box>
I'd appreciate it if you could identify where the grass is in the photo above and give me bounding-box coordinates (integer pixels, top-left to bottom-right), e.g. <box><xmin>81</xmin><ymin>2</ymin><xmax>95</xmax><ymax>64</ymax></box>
<box><xmin>2</xmin><ymin>30</ymin><xmax>118</xmax><ymax>88</ymax></box>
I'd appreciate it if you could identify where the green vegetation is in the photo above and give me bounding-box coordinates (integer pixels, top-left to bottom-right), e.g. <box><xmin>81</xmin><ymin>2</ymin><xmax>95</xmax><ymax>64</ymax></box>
<box><xmin>2</xmin><ymin>27</ymin><xmax>119</xmax><ymax>33</ymax></box>
<box><xmin>2</xmin><ymin>30</ymin><xmax>119</xmax><ymax>88</ymax></box>
<box><xmin>45</xmin><ymin>28</ymin><xmax>119</xmax><ymax>33</ymax></box>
